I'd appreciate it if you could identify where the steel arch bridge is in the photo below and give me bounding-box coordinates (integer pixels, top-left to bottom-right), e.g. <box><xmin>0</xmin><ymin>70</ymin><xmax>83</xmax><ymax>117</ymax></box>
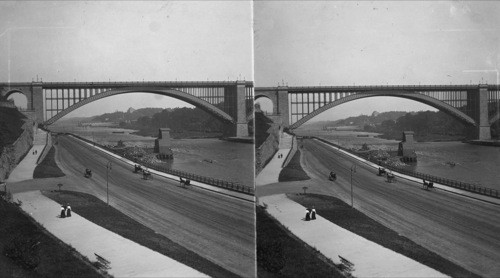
<box><xmin>0</xmin><ymin>81</ymin><xmax>254</xmax><ymax>137</ymax></box>
<box><xmin>255</xmin><ymin>84</ymin><xmax>500</xmax><ymax>140</ymax></box>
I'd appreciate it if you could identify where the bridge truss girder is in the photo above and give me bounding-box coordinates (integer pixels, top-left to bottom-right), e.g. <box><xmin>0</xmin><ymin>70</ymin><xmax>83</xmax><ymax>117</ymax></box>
<box><xmin>43</xmin><ymin>87</ymin><xmax>235</xmax><ymax>125</ymax></box>
<box><xmin>289</xmin><ymin>91</ymin><xmax>477</xmax><ymax>129</ymax></box>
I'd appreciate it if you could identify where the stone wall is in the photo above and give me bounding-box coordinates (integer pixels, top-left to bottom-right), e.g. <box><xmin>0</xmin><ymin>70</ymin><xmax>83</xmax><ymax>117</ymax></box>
<box><xmin>0</xmin><ymin>121</ymin><xmax>34</xmax><ymax>180</ymax></box>
<box><xmin>36</xmin><ymin>132</ymin><xmax>53</xmax><ymax>165</ymax></box>
<box><xmin>255</xmin><ymin>123</ymin><xmax>280</xmax><ymax>175</ymax></box>
<box><xmin>281</xmin><ymin>134</ymin><xmax>297</xmax><ymax>168</ymax></box>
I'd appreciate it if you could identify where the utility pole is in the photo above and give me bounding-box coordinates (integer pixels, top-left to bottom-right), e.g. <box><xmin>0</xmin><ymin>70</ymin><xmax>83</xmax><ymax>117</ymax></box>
<box><xmin>106</xmin><ymin>161</ymin><xmax>112</xmax><ymax>205</ymax></box>
<box><xmin>350</xmin><ymin>164</ymin><xmax>357</xmax><ymax>207</ymax></box>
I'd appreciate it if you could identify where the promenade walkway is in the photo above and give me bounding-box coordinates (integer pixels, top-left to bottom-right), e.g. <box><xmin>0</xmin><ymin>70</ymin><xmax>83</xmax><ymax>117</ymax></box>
<box><xmin>260</xmin><ymin>194</ymin><xmax>447</xmax><ymax>278</ymax></box>
<box><xmin>14</xmin><ymin>191</ymin><xmax>207</xmax><ymax>277</ymax></box>
<box><xmin>255</xmin><ymin>132</ymin><xmax>293</xmax><ymax>186</ymax></box>
<box><xmin>6</xmin><ymin>128</ymin><xmax>47</xmax><ymax>183</ymax></box>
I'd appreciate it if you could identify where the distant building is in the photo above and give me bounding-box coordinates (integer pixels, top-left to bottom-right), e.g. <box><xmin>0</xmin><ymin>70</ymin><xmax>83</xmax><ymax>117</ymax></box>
<box><xmin>398</xmin><ymin>131</ymin><xmax>417</xmax><ymax>162</ymax></box>
<box><xmin>154</xmin><ymin>128</ymin><xmax>173</xmax><ymax>159</ymax></box>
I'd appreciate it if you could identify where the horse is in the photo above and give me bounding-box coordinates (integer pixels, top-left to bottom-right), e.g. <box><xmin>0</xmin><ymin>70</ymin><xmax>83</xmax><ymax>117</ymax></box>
<box><xmin>142</xmin><ymin>170</ymin><xmax>152</xmax><ymax>180</ymax></box>
<box><xmin>134</xmin><ymin>164</ymin><xmax>143</xmax><ymax>173</ymax></box>
<box><xmin>378</xmin><ymin>167</ymin><xmax>386</xmax><ymax>176</ymax></box>
<box><xmin>84</xmin><ymin>168</ymin><xmax>92</xmax><ymax>178</ymax></box>
<box><xmin>329</xmin><ymin>171</ymin><xmax>337</xmax><ymax>181</ymax></box>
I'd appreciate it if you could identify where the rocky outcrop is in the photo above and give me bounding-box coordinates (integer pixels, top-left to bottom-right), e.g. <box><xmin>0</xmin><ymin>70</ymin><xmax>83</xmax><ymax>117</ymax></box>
<box><xmin>0</xmin><ymin>121</ymin><xmax>34</xmax><ymax>180</ymax></box>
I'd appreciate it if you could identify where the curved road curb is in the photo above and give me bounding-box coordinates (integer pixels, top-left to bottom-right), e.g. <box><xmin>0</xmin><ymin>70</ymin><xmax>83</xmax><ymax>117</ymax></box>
<box><xmin>314</xmin><ymin>138</ymin><xmax>500</xmax><ymax>206</ymax></box>
<box><xmin>68</xmin><ymin>134</ymin><xmax>255</xmax><ymax>203</ymax></box>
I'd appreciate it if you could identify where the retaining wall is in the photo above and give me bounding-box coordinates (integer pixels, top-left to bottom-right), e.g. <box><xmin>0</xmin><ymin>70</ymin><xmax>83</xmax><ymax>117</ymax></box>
<box><xmin>281</xmin><ymin>134</ymin><xmax>297</xmax><ymax>168</ymax></box>
<box><xmin>36</xmin><ymin>132</ymin><xmax>53</xmax><ymax>165</ymax></box>
<box><xmin>255</xmin><ymin>124</ymin><xmax>280</xmax><ymax>175</ymax></box>
<box><xmin>0</xmin><ymin>121</ymin><xmax>34</xmax><ymax>180</ymax></box>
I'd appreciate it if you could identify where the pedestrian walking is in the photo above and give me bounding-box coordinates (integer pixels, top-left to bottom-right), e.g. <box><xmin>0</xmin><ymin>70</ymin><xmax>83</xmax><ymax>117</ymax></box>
<box><xmin>305</xmin><ymin>209</ymin><xmax>311</xmax><ymax>221</ymax></box>
<box><xmin>66</xmin><ymin>204</ymin><xmax>72</xmax><ymax>217</ymax></box>
<box><xmin>311</xmin><ymin>207</ymin><xmax>316</xmax><ymax>220</ymax></box>
<box><xmin>60</xmin><ymin>205</ymin><xmax>66</xmax><ymax>218</ymax></box>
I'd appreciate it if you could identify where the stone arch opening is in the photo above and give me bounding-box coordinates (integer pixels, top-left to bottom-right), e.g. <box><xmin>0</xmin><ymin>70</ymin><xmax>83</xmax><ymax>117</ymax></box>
<box><xmin>5</xmin><ymin>91</ymin><xmax>28</xmax><ymax>110</ymax></box>
<box><xmin>254</xmin><ymin>95</ymin><xmax>274</xmax><ymax>115</ymax></box>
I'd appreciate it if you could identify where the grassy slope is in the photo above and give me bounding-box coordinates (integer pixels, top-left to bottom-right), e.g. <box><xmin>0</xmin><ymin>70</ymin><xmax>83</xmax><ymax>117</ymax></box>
<box><xmin>0</xmin><ymin>198</ymin><xmax>103</xmax><ymax>278</ymax></box>
<box><xmin>257</xmin><ymin>206</ymin><xmax>344</xmax><ymax>278</ymax></box>
<box><xmin>33</xmin><ymin>145</ymin><xmax>65</xmax><ymax>179</ymax></box>
<box><xmin>288</xmin><ymin>193</ymin><xmax>480</xmax><ymax>278</ymax></box>
<box><xmin>43</xmin><ymin>190</ymin><xmax>238</xmax><ymax>278</ymax></box>
<box><xmin>278</xmin><ymin>150</ymin><xmax>310</xmax><ymax>182</ymax></box>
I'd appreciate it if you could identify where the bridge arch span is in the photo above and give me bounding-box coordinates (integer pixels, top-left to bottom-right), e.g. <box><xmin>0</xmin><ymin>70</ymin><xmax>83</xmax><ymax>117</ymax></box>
<box><xmin>289</xmin><ymin>91</ymin><xmax>477</xmax><ymax>129</ymax></box>
<box><xmin>44</xmin><ymin>87</ymin><xmax>234</xmax><ymax>125</ymax></box>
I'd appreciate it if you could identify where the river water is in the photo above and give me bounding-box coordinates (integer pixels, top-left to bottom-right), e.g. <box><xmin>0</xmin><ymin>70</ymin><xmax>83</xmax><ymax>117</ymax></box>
<box><xmin>49</xmin><ymin>124</ymin><xmax>254</xmax><ymax>187</ymax></box>
<box><xmin>296</xmin><ymin>129</ymin><xmax>500</xmax><ymax>190</ymax></box>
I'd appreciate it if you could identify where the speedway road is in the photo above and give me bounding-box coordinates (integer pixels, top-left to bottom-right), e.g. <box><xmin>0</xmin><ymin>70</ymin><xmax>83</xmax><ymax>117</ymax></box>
<box><xmin>301</xmin><ymin>139</ymin><xmax>500</xmax><ymax>277</ymax></box>
<box><xmin>55</xmin><ymin>135</ymin><xmax>255</xmax><ymax>277</ymax></box>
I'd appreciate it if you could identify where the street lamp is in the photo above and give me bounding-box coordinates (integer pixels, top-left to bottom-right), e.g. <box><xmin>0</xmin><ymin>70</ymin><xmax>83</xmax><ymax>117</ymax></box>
<box><xmin>350</xmin><ymin>164</ymin><xmax>357</xmax><ymax>208</ymax></box>
<box><xmin>106</xmin><ymin>161</ymin><xmax>112</xmax><ymax>205</ymax></box>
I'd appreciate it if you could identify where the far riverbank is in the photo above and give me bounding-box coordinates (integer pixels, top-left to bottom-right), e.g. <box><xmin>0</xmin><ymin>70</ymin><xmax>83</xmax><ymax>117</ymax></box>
<box><xmin>48</xmin><ymin>125</ymin><xmax>254</xmax><ymax>187</ymax></box>
<box><xmin>295</xmin><ymin>129</ymin><xmax>500</xmax><ymax>190</ymax></box>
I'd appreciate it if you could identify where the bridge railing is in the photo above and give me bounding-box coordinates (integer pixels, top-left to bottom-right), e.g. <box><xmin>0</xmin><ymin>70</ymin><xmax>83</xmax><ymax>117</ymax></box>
<box><xmin>66</xmin><ymin>133</ymin><xmax>254</xmax><ymax>196</ymax></box>
<box><xmin>312</xmin><ymin>136</ymin><xmax>499</xmax><ymax>199</ymax></box>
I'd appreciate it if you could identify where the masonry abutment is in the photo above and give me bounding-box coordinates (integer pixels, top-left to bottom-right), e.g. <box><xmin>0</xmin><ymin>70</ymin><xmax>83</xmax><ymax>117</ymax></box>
<box><xmin>477</xmin><ymin>85</ymin><xmax>492</xmax><ymax>140</ymax></box>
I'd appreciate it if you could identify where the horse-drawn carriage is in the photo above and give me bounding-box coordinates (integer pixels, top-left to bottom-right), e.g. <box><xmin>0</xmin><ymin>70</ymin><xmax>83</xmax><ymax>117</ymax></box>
<box><xmin>134</xmin><ymin>164</ymin><xmax>143</xmax><ymax>173</ymax></box>
<box><xmin>179</xmin><ymin>177</ymin><xmax>191</xmax><ymax>188</ymax></box>
<box><xmin>84</xmin><ymin>168</ymin><xmax>92</xmax><ymax>178</ymax></box>
<box><xmin>376</xmin><ymin>167</ymin><xmax>396</xmax><ymax>183</ymax></box>
<box><xmin>422</xmin><ymin>180</ymin><xmax>434</xmax><ymax>190</ymax></box>
<box><xmin>386</xmin><ymin>171</ymin><xmax>396</xmax><ymax>183</ymax></box>
<box><xmin>378</xmin><ymin>167</ymin><xmax>386</xmax><ymax>176</ymax></box>
<box><xmin>328</xmin><ymin>171</ymin><xmax>337</xmax><ymax>181</ymax></box>
<box><xmin>142</xmin><ymin>169</ymin><xmax>152</xmax><ymax>180</ymax></box>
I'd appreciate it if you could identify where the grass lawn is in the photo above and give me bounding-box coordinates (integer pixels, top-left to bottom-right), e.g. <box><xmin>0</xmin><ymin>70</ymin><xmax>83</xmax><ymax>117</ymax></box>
<box><xmin>0</xmin><ymin>197</ymin><xmax>103</xmax><ymax>278</ymax></box>
<box><xmin>43</xmin><ymin>190</ymin><xmax>238</xmax><ymax>278</ymax></box>
<box><xmin>33</xmin><ymin>146</ymin><xmax>65</xmax><ymax>179</ymax></box>
<box><xmin>257</xmin><ymin>206</ymin><xmax>344</xmax><ymax>278</ymax></box>
<box><xmin>288</xmin><ymin>193</ymin><xmax>480</xmax><ymax>278</ymax></box>
<box><xmin>278</xmin><ymin>150</ymin><xmax>310</xmax><ymax>182</ymax></box>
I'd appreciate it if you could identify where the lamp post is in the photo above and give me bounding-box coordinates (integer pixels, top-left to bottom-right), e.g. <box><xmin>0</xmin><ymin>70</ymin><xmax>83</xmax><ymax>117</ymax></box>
<box><xmin>350</xmin><ymin>164</ymin><xmax>357</xmax><ymax>207</ymax></box>
<box><xmin>106</xmin><ymin>161</ymin><xmax>112</xmax><ymax>205</ymax></box>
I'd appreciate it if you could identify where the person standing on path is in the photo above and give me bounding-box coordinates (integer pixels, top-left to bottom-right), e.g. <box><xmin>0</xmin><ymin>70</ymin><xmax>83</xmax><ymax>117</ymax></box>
<box><xmin>311</xmin><ymin>207</ymin><xmax>316</xmax><ymax>220</ymax></box>
<box><xmin>66</xmin><ymin>204</ymin><xmax>72</xmax><ymax>217</ymax></box>
<box><xmin>60</xmin><ymin>205</ymin><xmax>66</xmax><ymax>218</ymax></box>
<box><xmin>305</xmin><ymin>209</ymin><xmax>311</xmax><ymax>221</ymax></box>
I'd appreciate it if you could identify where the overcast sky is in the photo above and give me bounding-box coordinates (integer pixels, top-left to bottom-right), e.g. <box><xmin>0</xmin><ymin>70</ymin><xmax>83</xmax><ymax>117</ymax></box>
<box><xmin>0</xmin><ymin>1</ymin><xmax>253</xmax><ymax>117</ymax></box>
<box><xmin>254</xmin><ymin>1</ymin><xmax>500</xmax><ymax>122</ymax></box>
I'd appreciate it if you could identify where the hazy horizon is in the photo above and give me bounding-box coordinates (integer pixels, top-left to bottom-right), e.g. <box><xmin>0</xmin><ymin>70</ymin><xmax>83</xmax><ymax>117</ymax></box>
<box><xmin>254</xmin><ymin>1</ymin><xmax>499</xmax><ymax>122</ymax></box>
<box><xmin>1</xmin><ymin>2</ymin><xmax>253</xmax><ymax>118</ymax></box>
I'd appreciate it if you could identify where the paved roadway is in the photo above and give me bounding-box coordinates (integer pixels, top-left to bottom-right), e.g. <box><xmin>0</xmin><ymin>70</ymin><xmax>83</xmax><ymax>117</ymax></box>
<box><xmin>54</xmin><ymin>135</ymin><xmax>255</xmax><ymax>277</ymax></box>
<box><xmin>282</xmin><ymin>139</ymin><xmax>500</xmax><ymax>277</ymax></box>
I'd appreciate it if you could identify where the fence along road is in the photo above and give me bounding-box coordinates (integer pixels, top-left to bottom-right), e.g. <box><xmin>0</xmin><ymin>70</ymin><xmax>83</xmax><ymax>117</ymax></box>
<box><xmin>299</xmin><ymin>138</ymin><xmax>500</xmax><ymax>278</ymax></box>
<box><xmin>54</xmin><ymin>134</ymin><xmax>256</xmax><ymax>277</ymax></box>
